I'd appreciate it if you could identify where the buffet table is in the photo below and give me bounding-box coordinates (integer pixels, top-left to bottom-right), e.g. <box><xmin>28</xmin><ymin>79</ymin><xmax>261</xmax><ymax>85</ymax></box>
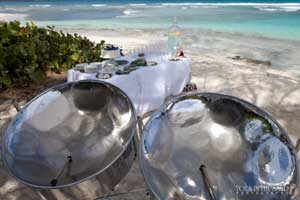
<box><xmin>67</xmin><ymin>56</ymin><xmax>191</xmax><ymax>116</ymax></box>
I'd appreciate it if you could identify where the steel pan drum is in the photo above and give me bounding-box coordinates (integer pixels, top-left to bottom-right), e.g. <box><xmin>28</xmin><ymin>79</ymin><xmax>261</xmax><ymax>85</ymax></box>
<box><xmin>2</xmin><ymin>80</ymin><xmax>137</xmax><ymax>199</ymax></box>
<box><xmin>140</xmin><ymin>93</ymin><xmax>299</xmax><ymax>200</ymax></box>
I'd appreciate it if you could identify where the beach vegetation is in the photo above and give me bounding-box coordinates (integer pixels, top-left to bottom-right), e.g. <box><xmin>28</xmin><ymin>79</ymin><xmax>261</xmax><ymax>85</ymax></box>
<box><xmin>0</xmin><ymin>21</ymin><xmax>105</xmax><ymax>88</ymax></box>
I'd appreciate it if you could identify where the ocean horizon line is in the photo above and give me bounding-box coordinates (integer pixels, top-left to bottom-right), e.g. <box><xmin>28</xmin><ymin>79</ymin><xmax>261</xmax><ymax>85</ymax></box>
<box><xmin>2</xmin><ymin>2</ymin><xmax>300</xmax><ymax>13</ymax></box>
<box><xmin>1</xmin><ymin>0</ymin><xmax>300</xmax><ymax>40</ymax></box>
<box><xmin>2</xmin><ymin>2</ymin><xmax>300</xmax><ymax>6</ymax></box>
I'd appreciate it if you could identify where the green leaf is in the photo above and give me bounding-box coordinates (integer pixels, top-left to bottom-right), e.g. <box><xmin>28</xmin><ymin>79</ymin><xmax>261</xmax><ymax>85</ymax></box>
<box><xmin>0</xmin><ymin>20</ymin><xmax>105</xmax><ymax>88</ymax></box>
<box><xmin>30</xmin><ymin>69</ymin><xmax>46</xmax><ymax>83</ymax></box>
<box><xmin>70</xmin><ymin>52</ymin><xmax>80</xmax><ymax>61</ymax></box>
<box><xmin>0</xmin><ymin>76</ymin><xmax>12</xmax><ymax>87</ymax></box>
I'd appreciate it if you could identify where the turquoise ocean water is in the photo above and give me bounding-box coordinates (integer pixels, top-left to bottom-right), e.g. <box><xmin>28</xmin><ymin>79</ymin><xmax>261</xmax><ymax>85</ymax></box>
<box><xmin>0</xmin><ymin>0</ymin><xmax>300</xmax><ymax>40</ymax></box>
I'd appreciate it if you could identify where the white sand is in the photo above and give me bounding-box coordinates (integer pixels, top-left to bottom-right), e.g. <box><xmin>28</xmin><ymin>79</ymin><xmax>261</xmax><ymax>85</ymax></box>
<box><xmin>61</xmin><ymin>28</ymin><xmax>166</xmax><ymax>50</ymax></box>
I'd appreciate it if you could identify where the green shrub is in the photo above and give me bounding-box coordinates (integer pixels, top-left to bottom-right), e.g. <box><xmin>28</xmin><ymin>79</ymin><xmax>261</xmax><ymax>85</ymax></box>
<box><xmin>0</xmin><ymin>21</ymin><xmax>105</xmax><ymax>88</ymax></box>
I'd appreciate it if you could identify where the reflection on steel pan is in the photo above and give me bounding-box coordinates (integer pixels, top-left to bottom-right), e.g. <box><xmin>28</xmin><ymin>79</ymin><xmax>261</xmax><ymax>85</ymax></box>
<box><xmin>140</xmin><ymin>92</ymin><xmax>299</xmax><ymax>200</ymax></box>
<box><xmin>2</xmin><ymin>80</ymin><xmax>137</xmax><ymax>199</ymax></box>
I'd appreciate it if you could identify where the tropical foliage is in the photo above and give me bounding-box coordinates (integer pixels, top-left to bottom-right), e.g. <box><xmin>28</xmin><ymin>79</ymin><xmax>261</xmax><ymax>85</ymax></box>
<box><xmin>0</xmin><ymin>21</ymin><xmax>105</xmax><ymax>88</ymax></box>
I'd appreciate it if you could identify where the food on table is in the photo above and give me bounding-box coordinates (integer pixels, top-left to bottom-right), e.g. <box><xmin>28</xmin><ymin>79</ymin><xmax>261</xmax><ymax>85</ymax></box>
<box><xmin>169</xmin><ymin>50</ymin><xmax>184</xmax><ymax>61</ymax></box>
<box><xmin>169</xmin><ymin>57</ymin><xmax>180</xmax><ymax>61</ymax></box>
<box><xmin>176</xmin><ymin>50</ymin><xmax>184</xmax><ymax>57</ymax></box>
<box><xmin>74</xmin><ymin>56</ymin><xmax>157</xmax><ymax>77</ymax></box>
<box><xmin>115</xmin><ymin>60</ymin><xmax>129</xmax><ymax>66</ymax></box>
<box><xmin>138</xmin><ymin>53</ymin><xmax>145</xmax><ymax>57</ymax></box>
<box><xmin>120</xmin><ymin>49</ymin><xmax>124</xmax><ymax>56</ymax></box>
<box><xmin>116</xmin><ymin>68</ymin><xmax>137</xmax><ymax>75</ymax></box>
<box><xmin>129</xmin><ymin>58</ymin><xmax>147</xmax><ymax>67</ymax></box>
<box><xmin>116</xmin><ymin>59</ymin><xmax>158</xmax><ymax>75</ymax></box>
<box><xmin>146</xmin><ymin>61</ymin><xmax>158</xmax><ymax>66</ymax></box>
<box><xmin>96</xmin><ymin>72</ymin><xmax>112</xmax><ymax>79</ymax></box>
<box><xmin>129</xmin><ymin>58</ymin><xmax>158</xmax><ymax>68</ymax></box>
<box><xmin>183</xmin><ymin>83</ymin><xmax>197</xmax><ymax>92</ymax></box>
<box><xmin>102</xmin><ymin>44</ymin><xmax>121</xmax><ymax>59</ymax></box>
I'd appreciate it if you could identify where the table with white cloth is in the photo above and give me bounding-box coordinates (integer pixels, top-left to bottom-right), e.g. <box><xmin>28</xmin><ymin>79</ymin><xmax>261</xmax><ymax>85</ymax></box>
<box><xmin>67</xmin><ymin>56</ymin><xmax>191</xmax><ymax>117</ymax></box>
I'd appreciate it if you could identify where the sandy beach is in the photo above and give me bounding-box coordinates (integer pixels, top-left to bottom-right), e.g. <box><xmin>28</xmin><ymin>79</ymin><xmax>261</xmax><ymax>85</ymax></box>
<box><xmin>1</xmin><ymin>27</ymin><xmax>300</xmax><ymax>199</ymax></box>
<box><xmin>62</xmin><ymin>27</ymin><xmax>300</xmax><ymax>141</ymax></box>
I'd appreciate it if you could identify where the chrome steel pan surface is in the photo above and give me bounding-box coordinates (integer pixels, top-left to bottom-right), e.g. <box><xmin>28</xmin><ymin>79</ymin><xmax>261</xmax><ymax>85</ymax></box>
<box><xmin>140</xmin><ymin>92</ymin><xmax>299</xmax><ymax>200</ymax></box>
<box><xmin>2</xmin><ymin>80</ymin><xmax>136</xmax><ymax>190</ymax></box>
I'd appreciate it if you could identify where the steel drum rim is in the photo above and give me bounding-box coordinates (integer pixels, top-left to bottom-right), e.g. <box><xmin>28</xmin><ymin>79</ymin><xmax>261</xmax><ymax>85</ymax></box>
<box><xmin>2</xmin><ymin>80</ymin><xmax>137</xmax><ymax>189</ymax></box>
<box><xmin>139</xmin><ymin>112</ymin><xmax>163</xmax><ymax>199</ymax></box>
<box><xmin>139</xmin><ymin>92</ymin><xmax>300</xmax><ymax>199</ymax></box>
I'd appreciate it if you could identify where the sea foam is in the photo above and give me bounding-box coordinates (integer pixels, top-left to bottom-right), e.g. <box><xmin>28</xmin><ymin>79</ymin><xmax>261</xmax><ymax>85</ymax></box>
<box><xmin>91</xmin><ymin>4</ymin><xmax>106</xmax><ymax>7</ymax></box>
<box><xmin>29</xmin><ymin>4</ymin><xmax>52</xmax><ymax>8</ymax></box>
<box><xmin>160</xmin><ymin>3</ymin><xmax>300</xmax><ymax>12</ymax></box>
<box><xmin>129</xmin><ymin>4</ymin><xmax>147</xmax><ymax>7</ymax></box>
<box><xmin>255</xmin><ymin>5</ymin><xmax>300</xmax><ymax>12</ymax></box>
<box><xmin>117</xmin><ymin>9</ymin><xmax>143</xmax><ymax>18</ymax></box>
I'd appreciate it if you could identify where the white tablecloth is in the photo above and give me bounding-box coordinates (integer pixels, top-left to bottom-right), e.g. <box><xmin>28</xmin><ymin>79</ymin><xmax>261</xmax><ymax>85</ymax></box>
<box><xmin>67</xmin><ymin>56</ymin><xmax>191</xmax><ymax>116</ymax></box>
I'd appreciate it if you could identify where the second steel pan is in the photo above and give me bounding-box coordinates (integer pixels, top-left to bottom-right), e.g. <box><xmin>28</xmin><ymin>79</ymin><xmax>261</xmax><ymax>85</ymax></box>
<box><xmin>139</xmin><ymin>92</ymin><xmax>299</xmax><ymax>200</ymax></box>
